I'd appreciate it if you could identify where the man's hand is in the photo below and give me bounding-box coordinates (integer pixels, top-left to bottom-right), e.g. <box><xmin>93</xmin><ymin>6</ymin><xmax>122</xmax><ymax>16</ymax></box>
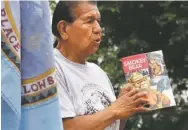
<box><xmin>118</xmin><ymin>83</ymin><xmax>133</xmax><ymax>97</ymax></box>
<box><xmin>110</xmin><ymin>83</ymin><xmax>150</xmax><ymax>120</ymax></box>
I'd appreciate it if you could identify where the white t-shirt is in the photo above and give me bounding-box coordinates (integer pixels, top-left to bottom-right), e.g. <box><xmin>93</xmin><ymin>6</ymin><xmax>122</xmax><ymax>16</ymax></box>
<box><xmin>54</xmin><ymin>49</ymin><xmax>120</xmax><ymax>130</ymax></box>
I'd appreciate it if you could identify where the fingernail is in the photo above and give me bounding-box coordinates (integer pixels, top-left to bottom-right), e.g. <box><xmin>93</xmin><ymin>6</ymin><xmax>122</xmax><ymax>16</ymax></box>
<box><xmin>143</xmin><ymin>92</ymin><xmax>148</xmax><ymax>94</ymax></box>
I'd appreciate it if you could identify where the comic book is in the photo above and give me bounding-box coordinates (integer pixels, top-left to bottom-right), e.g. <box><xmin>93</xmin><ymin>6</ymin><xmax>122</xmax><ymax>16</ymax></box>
<box><xmin>120</xmin><ymin>50</ymin><xmax>176</xmax><ymax>110</ymax></box>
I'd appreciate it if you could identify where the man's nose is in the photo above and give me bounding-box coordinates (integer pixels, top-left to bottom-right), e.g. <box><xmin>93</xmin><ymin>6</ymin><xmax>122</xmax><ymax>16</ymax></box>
<box><xmin>92</xmin><ymin>21</ymin><xmax>102</xmax><ymax>35</ymax></box>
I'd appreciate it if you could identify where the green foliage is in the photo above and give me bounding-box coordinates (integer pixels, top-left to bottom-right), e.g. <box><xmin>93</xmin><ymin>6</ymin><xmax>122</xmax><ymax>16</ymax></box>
<box><xmin>49</xmin><ymin>1</ymin><xmax>188</xmax><ymax>130</ymax></box>
<box><xmin>49</xmin><ymin>0</ymin><xmax>56</xmax><ymax>15</ymax></box>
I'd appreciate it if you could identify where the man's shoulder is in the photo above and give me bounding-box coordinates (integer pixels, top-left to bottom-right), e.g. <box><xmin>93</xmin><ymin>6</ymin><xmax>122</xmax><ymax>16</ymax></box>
<box><xmin>87</xmin><ymin>62</ymin><xmax>106</xmax><ymax>74</ymax></box>
<box><xmin>87</xmin><ymin>62</ymin><xmax>101</xmax><ymax>69</ymax></box>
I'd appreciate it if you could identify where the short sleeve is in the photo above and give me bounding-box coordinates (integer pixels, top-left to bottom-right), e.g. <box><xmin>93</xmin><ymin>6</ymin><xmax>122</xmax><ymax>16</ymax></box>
<box><xmin>55</xmin><ymin>62</ymin><xmax>76</xmax><ymax>118</ymax></box>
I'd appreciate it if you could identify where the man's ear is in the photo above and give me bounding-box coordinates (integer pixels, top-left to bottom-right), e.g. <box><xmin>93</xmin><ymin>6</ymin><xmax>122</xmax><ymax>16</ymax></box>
<box><xmin>57</xmin><ymin>20</ymin><xmax>69</xmax><ymax>40</ymax></box>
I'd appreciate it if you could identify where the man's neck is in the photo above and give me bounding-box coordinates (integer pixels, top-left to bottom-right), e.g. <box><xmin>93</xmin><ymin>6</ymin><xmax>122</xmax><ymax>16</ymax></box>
<box><xmin>57</xmin><ymin>41</ymin><xmax>86</xmax><ymax>64</ymax></box>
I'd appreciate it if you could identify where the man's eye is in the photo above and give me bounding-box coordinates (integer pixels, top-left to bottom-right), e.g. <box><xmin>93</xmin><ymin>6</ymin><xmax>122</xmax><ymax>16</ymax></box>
<box><xmin>87</xmin><ymin>18</ymin><xmax>94</xmax><ymax>23</ymax></box>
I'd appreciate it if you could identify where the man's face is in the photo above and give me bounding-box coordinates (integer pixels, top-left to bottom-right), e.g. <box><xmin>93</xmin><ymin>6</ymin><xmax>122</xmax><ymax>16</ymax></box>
<box><xmin>66</xmin><ymin>2</ymin><xmax>102</xmax><ymax>57</ymax></box>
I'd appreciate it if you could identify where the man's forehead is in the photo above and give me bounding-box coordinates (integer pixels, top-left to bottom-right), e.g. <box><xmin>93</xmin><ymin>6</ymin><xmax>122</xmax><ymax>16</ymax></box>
<box><xmin>74</xmin><ymin>3</ymin><xmax>100</xmax><ymax>19</ymax></box>
<box><xmin>80</xmin><ymin>9</ymin><xmax>101</xmax><ymax>19</ymax></box>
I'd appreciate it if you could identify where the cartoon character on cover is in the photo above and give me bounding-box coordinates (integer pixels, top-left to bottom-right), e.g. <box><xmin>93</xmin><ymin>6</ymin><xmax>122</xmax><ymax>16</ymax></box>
<box><xmin>127</xmin><ymin>72</ymin><xmax>170</xmax><ymax>109</ymax></box>
<box><xmin>149</xmin><ymin>58</ymin><xmax>163</xmax><ymax>76</ymax></box>
<box><xmin>127</xmin><ymin>72</ymin><xmax>150</xmax><ymax>89</ymax></box>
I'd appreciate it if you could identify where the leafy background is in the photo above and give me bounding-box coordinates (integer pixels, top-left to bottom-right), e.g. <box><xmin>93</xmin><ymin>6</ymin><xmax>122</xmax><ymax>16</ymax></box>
<box><xmin>49</xmin><ymin>1</ymin><xmax>188</xmax><ymax>130</ymax></box>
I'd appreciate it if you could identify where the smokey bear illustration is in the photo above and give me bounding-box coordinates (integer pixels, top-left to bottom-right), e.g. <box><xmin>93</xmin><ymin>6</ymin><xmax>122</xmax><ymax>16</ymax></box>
<box><xmin>121</xmin><ymin>50</ymin><xmax>176</xmax><ymax>110</ymax></box>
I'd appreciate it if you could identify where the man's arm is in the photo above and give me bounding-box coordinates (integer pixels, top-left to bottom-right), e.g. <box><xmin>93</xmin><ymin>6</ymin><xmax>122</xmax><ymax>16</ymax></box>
<box><xmin>63</xmin><ymin>107</ymin><xmax>117</xmax><ymax>130</ymax></box>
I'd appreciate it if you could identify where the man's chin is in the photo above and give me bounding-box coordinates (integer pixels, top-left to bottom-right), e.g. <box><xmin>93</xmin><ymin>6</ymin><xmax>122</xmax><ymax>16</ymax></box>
<box><xmin>88</xmin><ymin>47</ymin><xmax>99</xmax><ymax>56</ymax></box>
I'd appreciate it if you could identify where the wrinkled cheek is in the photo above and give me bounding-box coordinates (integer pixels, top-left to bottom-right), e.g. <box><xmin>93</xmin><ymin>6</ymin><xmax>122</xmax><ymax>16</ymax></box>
<box><xmin>73</xmin><ymin>35</ymin><xmax>80</xmax><ymax>43</ymax></box>
<box><xmin>84</xmin><ymin>28</ymin><xmax>93</xmax><ymax>41</ymax></box>
<box><xmin>83</xmin><ymin>30</ymin><xmax>93</xmax><ymax>47</ymax></box>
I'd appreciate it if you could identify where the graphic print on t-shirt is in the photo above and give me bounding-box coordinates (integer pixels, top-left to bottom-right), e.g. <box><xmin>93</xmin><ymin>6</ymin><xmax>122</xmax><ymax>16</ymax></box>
<box><xmin>81</xmin><ymin>83</ymin><xmax>111</xmax><ymax>115</ymax></box>
<box><xmin>81</xmin><ymin>83</ymin><xmax>118</xmax><ymax>130</ymax></box>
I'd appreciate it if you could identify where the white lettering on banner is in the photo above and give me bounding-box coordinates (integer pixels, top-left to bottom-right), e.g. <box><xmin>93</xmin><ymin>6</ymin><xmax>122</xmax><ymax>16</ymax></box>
<box><xmin>123</xmin><ymin>58</ymin><xmax>146</xmax><ymax>67</ymax></box>
<box><xmin>128</xmin><ymin>64</ymin><xmax>142</xmax><ymax>70</ymax></box>
<box><xmin>22</xmin><ymin>76</ymin><xmax>55</xmax><ymax>96</ymax></box>
<box><xmin>123</xmin><ymin>58</ymin><xmax>146</xmax><ymax>71</ymax></box>
<box><xmin>1</xmin><ymin>6</ymin><xmax>20</xmax><ymax>54</ymax></box>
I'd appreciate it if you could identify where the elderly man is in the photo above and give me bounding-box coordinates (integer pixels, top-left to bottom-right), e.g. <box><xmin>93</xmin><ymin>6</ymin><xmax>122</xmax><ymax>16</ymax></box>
<box><xmin>52</xmin><ymin>1</ymin><xmax>150</xmax><ymax>130</ymax></box>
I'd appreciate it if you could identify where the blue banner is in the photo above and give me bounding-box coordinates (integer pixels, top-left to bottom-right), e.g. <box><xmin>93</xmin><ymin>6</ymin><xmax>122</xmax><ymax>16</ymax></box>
<box><xmin>1</xmin><ymin>1</ymin><xmax>63</xmax><ymax>130</ymax></box>
<box><xmin>1</xmin><ymin>1</ymin><xmax>21</xmax><ymax>130</ymax></box>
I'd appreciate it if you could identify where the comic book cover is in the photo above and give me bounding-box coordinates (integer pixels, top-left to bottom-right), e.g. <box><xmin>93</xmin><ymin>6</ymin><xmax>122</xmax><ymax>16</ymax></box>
<box><xmin>120</xmin><ymin>50</ymin><xmax>176</xmax><ymax>110</ymax></box>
